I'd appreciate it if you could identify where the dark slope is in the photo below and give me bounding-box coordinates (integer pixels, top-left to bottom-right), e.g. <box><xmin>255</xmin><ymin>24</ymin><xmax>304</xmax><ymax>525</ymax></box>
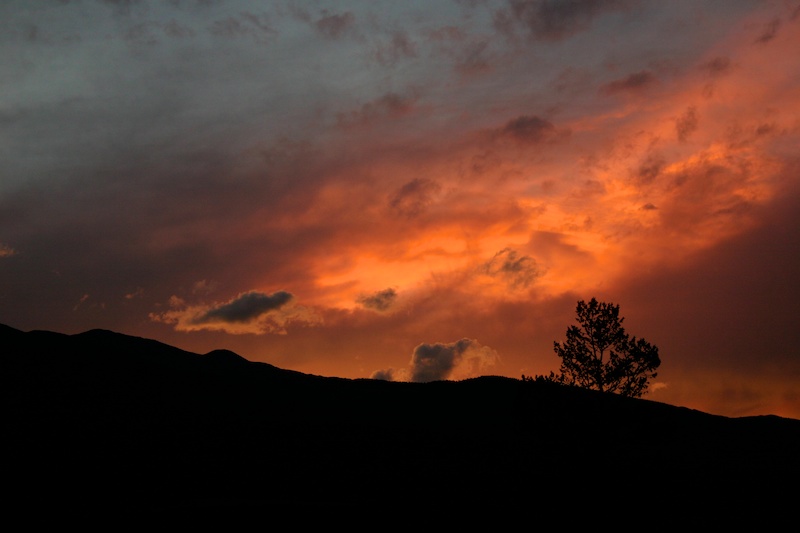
<box><xmin>3</xmin><ymin>324</ymin><xmax>798</xmax><ymax>518</ymax></box>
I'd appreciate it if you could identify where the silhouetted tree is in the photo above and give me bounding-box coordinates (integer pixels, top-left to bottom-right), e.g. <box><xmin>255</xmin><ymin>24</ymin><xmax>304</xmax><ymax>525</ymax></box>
<box><xmin>526</xmin><ymin>298</ymin><xmax>660</xmax><ymax>398</ymax></box>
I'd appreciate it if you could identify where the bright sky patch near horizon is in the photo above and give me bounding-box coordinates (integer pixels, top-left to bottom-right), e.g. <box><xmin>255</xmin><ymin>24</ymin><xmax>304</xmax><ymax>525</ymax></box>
<box><xmin>2</xmin><ymin>0</ymin><xmax>799</xmax><ymax>419</ymax></box>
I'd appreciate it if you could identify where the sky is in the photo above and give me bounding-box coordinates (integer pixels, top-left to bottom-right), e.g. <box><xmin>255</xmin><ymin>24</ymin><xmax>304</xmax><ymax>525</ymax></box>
<box><xmin>1</xmin><ymin>0</ymin><xmax>799</xmax><ymax>420</ymax></box>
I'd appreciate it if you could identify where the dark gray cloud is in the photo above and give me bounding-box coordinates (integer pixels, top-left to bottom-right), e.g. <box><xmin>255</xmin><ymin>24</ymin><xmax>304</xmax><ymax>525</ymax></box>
<box><xmin>194</xmin><ymin>290</ymin><xmax>293</xmax><ymax>324</ymax></box>
<box><xmin>754</xmin><ymin>17</ymin><xmax>780</xmax><ymax>44</ymax></box>
<box><xmin>410</xmin><ymin>338</ymin><xmax>496</xmax><ymax>382</ymax></box>
<box><xmin>495</xmin><ymin>0</ymin><xmax>635</xmax><ymax>42</ymax></box>
<box><xmin>600</xmin><ymin>70</ymin><xmax>657</xmax><ymax>95</ymax></box>
<box><xmin>411</xmin><ymin>339</ymin><xmax>466</xmax><ymax>382</ymax></box>
<box><xmin>755</xmin><ymin>123</ymin><xmax>776</xmax><ymax>137</ymax></box>
<box><xmin>357</xmin><ymin>288</ymin><xmax>398</xmax><ymax>312</ymax></box>
<box><xmin>370</xmin><ymin>338</ymin><xmax>500</xmax><ymax>383</ymax></box>
<box><xmin>370</xmin><ymin>368</ymin><xmax>397</xmax><ymax>381</ymax></box>
<box><xmin>389</xmin><ymin>178</ymin><xmax>441</xmax><ymax>217</ymax></box>
<box><xmin>636</xmin><ymin>154</ymin><xmax>664</xmax><ymax>184</ymax></box>
<box><xmin>700</xmin><ymin>56</ymin><xmax>731</xmax><ymax>77</ymax></box>
<box><xmin>497</xmin><ymin>115</ymin><xmax>561</xmax><ymax>144</ymax></box>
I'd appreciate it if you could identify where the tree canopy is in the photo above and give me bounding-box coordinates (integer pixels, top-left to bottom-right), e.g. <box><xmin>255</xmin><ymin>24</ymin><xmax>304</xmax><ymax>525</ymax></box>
<box><xmin>528</xmin><ymin>298</ymin><xmax>661</xmax><ymax>398</ymax></box>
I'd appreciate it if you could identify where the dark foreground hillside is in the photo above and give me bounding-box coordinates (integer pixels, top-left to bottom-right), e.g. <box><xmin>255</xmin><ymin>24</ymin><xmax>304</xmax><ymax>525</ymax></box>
<box><xmin>4</xmin><ymin>324</ymin><xmax>799</xmax><ymax>520</ymax></box>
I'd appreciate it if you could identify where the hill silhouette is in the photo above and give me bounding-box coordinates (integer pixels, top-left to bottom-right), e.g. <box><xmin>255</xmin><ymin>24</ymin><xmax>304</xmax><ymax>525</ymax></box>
<box><xmin>4</xmin><ymin>323</ymin><xmax>798</xmax><ymax>520</ymax></box>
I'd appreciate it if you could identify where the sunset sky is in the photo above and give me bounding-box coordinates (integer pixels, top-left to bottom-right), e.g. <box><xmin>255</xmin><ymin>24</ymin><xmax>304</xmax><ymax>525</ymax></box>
<box><xmin>2</xmin><ymin>0</ymin><xmax>799</xmax><ymax>419</ymax></box>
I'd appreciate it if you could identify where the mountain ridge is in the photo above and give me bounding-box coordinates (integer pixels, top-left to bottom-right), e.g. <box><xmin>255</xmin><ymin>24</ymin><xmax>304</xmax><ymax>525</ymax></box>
<box><xmin>4</xmin><ymin>323</ymin><xmax>799</xmax><ymax>516</ymax></box>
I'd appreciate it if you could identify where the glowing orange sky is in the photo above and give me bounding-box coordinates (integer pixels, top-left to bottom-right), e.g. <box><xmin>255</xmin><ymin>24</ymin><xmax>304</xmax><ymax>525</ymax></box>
<box><xmin>1</xmin><ymin>0</ymin><xmax>799</xmax><ymax>420</ymax></box>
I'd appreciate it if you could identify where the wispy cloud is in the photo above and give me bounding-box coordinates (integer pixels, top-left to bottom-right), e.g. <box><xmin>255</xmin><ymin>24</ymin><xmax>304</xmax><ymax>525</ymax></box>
<box><xmin>150</xmin><ymin>290</ymin><xmax>320</xmax><ymax>334</ymax></box>
<box><xmin>493</xmin><ymin>115</ymin><xmax>570</xmax><ymax>145</ymax></box>
<box><xmin>315</xmin><ymin>11</ymin><xmax>356</xmax><ymax>40</ymax></box>
<box><xmin>675</xmin><ymin>106</ymin><xmax>699</xmax><ymax>142</ymax></box>
<box><xmin>479</xmin><ymin>248</ymin><xmax>542</xmax><ymax>290</ymax></box>
<box><xmin>336</xmin><ymin>92</ymin><xmax>419</xmax><ymax>130</ymax></box>
<box><xmin>599</xmin><ymin>70</ymin><xmax>657</xmax><ymax>95</ymax></box>
<box><xmin>357</xmin><ymin>288</ymin><xmax>398</xmax><ymax>312</ymax></box>
<box><xmin>388</xmin><ymin>178</ymin><xmax>441</xmax><ymax>218</ymax></box>
<box><xmin>494</xmin><ymin>0</ymin><xmax>636</xmax><ymax>42</ymax></box>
